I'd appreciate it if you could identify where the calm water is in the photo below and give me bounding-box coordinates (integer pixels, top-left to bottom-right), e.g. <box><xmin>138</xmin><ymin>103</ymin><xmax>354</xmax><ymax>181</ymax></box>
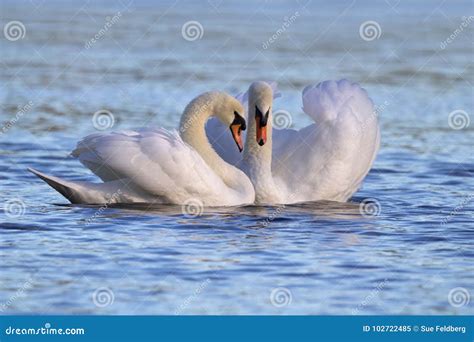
<box><xmin>1</xmin><ymin>0</ymin><xmax>473</xmax><ymax>314</ymax></box>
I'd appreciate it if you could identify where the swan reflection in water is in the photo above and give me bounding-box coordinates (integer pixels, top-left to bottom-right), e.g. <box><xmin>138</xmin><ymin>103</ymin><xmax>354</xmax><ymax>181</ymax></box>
<box><xmin>59</xmin><ymin>199</ymin><xmax>367</xmax><ymax>225</ymax></box>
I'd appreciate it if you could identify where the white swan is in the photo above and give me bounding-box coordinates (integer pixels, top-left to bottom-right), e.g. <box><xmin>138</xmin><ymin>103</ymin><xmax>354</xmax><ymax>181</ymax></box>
<box><xmin>207</xmin><ymin>80</ymin><xmax>380</xmax><ymax>204</ymax></box>
<box><xmin>29</xmin><ymin>91</ymin><xmax>255</xmax><ymax>206</ymax></box>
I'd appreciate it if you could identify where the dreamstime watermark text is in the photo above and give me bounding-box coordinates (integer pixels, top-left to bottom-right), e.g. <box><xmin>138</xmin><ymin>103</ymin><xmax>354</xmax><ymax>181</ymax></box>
<box><xmin>1</xmin><ymin>101</ymin><xmax>34</xmax><ymax>135</ymax></box>
<box><xmin>440</xmin><ymin>16</ymin><xmax>474</xmax><ymax>50</ymax></box>
<box><xmin>85</xmin><ymin>12</ymin><xmax>122</xmax><ymax>49</ymax></box>
<box><xmin>262</xmin><ymin>11</ymin><xmax>300</xmax><ymax>50</ymax></box>
<box><xmin>5</xmin><ymin>323</ymin><xmax>85</xmax><ymax>336</ymax></box>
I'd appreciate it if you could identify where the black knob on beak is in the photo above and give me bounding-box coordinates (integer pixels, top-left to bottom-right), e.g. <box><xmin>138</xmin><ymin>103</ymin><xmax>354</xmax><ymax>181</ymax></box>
<box><xmin>256</xmin><ymin>106</ymin><xmax>269</xmax><ymax>127</ymax></box>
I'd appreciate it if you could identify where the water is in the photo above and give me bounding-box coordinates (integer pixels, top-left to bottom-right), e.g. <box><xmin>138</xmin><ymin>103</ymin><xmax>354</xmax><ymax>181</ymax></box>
<box><xmin>1</xmin><ymin>0</ymin><xmax>473</xmax><ymax>314</ymax></box>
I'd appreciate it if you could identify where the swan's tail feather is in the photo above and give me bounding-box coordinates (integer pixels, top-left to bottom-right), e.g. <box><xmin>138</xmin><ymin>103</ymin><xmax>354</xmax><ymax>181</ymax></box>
<box><xmin>28</xmin><ymin>168</ymin><xmax>154</xmax><ymax>204</ymax></box>
<box><xmin>28</xmin><ymin>167</ymin><xmax>85</xmax><ymax>204</ymax></box>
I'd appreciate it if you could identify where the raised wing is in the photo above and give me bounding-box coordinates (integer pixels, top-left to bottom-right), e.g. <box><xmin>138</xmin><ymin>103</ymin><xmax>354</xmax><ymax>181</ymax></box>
<box><xmin>272</xmin><ymin>79</ymin><xmax>380</xmax><ymax>202</ymax></box>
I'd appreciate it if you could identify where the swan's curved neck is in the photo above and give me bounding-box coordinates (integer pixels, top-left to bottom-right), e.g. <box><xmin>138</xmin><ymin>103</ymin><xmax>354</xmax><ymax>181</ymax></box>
<box><xmin>179</xmin><ymin>93</ymin><xmax>254</xmax><ymax>203</ymax></box>
<box><xmin>179</xmin><ymin>93</ymin><xmax>218</xmax><ymax>168</ymax></box>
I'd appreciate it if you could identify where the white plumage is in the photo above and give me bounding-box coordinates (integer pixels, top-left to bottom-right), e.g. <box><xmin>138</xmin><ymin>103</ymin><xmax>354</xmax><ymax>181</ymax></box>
<box><xmin>207</xmin><ymin>79</ymin><xmax>380</xmax><ymax>204</ymax></box>
<box><xmin>30</xmin><ymin>81</ymin><xmax>379</xmax><ymax>206</ymax></box>
<box><xmin>30</xmin><ymin>92</ymin><xmax>255</xmax><ymax>206</ymax></box>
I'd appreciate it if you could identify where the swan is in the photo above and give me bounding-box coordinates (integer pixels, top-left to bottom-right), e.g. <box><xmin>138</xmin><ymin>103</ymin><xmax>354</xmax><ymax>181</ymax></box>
<box><xmin>207</xmin><ymin>80</ymin><xmax>380</xmax><ymax>204</ymax></box>
<box><xmin>29</xmin><ymin>91</ymin><xmax>255</xmax><ymax>206</ymax></box>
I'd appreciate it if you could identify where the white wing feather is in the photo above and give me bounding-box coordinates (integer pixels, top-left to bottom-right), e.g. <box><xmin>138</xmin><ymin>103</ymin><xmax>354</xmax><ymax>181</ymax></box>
<box><xmin>272</xmin><ymin>79</ymin><xmax>380</xmax><ymax>202</ymax></box>
<box><xmin>72</xmin><ymin>128</ymin><xmax>236</xmax><ymax>205</ymax></box>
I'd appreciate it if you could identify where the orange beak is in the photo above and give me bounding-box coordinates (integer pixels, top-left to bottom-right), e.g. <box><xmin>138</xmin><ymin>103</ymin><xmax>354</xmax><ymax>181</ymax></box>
<box><xmin>256</xmin><ymin>117</ymin><xmax>267</xmax><ymax>146</ymax></box>
<box><xmin>230</xmin><ymin>124</ymin><xmax>244</xmax><ymax>152</ymax></box>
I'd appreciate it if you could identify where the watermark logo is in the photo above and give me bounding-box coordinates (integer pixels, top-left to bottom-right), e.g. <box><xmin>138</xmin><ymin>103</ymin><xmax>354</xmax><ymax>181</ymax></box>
<box><xmin>4</xmin><ymin>21</ymin><xmax>26</xmax><ymax>41</ymax></box>
<box><xmin>272</xmin><ymin>110</ymin><xmax>292</xmax><ymax>129</ymax></box>
<box><xmin>4</xmin><ymin>198</ymin><xmax>26</xmax><ymax>218</ymax></box>
<box><xmin>181</xmin><ymin>21</ymin><xmax>204</xmax><ymax>41</ymax></box>
<box><xmin>85</xmin><ymin>189</ymin><xmax>123</xmax><ymax>225</ymax></box>
<box><xmin>270</xmin><ymin>287</ymin><xmax>292</xmax><ymax>308</ymax></box>
<box><xmin>181</xmin><ymin>198</ymin><xmax>204</xmax><ymax>218</ymax></box>
<box><xmin>1</xmin><ymin>100</ymin><xmax>34</xmax><ymax>135</ymax></box>
<box><xmin>0</xmin><ymin>277</ymin><xmax>33</xmax><ymax>312</ymax></box>
<box><xmin>262</xmin><ymin>11</ymin><xmax>300</xmax><ymax>50</ymax></box>
<box><xmin>359</xmin><ymin>198</ymin><xmax>381</xmax><ymax>217</ymax></box>
<box><xmin>180</xmin><ymin>97</ymin><xmax>213</xmax><ymax>134</ymax></box>
<box><xmin>352</xmin><ymin>279</ymin><xmax>388</xmax><ymax>314</ymax></box>
<box><xmin>448</xmin><ymin>287</ymin><xmax>470</xmax><ymax>308</ymax></box>
<box><xmin>84</xmin><ymin>12</ymin><xmax>122</xmax><ymax>49</ymax></box>
<box><xmin>92</xmin><ymin>109</ymin><xmax>115</xmax><ymax>130</ymax></box>
<box><xmin>440</xmin><ymin>16</ymin><xmax>474</xmax><ymax>50</ymax></box>
<box><xmin>359</xmin><ymin>21</ymin><xmax>382</xmax><ymax>41</ymax></box>
<box><xmin>174</xmin><ymin>278</ymin><xmax>211</xmax><ymax>315</ymax></box>
<box><xmin>448</xmin><ymin>110</ymin><xmax>470</xmax><ymax>130</ymax></box>
<box><xmin>258</xmin><ymin>204</ymin><xmax>286</xmax><ymax>228</ymax></box>
<box><xmin>92</xmin><ymin>287</ymin><xmax>115</xmax><ymax>308</ymax></box>
<box><xmin>440</xmin><ymin>193</ymin><xmax>473</xmax><ymax>225</ymax></box>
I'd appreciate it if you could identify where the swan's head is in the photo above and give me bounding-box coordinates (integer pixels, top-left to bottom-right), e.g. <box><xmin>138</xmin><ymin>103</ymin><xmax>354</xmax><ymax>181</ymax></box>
<box><xmin>248</xmin><ymin>81</ymin><xmax>273</xmax><ymax>146</ymax></box>
<box><xmin>213</xmin><ymin>92</ymin><xmax>246</xmax><ymax>152</ymax></box>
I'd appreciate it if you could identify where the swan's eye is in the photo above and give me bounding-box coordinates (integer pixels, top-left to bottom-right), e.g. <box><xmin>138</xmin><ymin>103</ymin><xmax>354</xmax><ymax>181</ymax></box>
<box><xmin>255</xmin><ymin>106</ymin><xmax>269</xmax><ymax>127</ymax></box>
<box><xmin>232</xmin><ymin>111</ymin><xmax>246</xmax><ymax>131</ymax></box>
<box><xmin>230</xmin><ymin>112</ymin><xmax>246</xmax><ymax>152</ymax></box>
